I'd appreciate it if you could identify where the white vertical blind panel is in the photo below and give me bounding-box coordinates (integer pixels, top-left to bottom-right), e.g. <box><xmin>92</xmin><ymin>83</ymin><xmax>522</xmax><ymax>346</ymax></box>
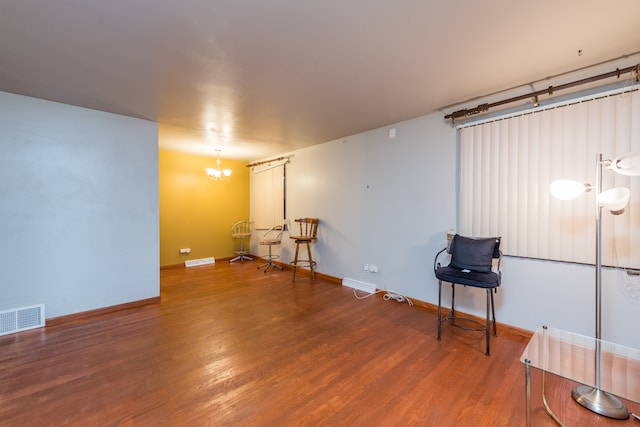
<box><xmin>253</xmin><ymin>165</ymin><xmax>284</xmax><ymax>229</ymax></box>
<box><xmin>459</xmin><ymin>89</ymin><xmax>640</xmax><ymax>268</ymax></box>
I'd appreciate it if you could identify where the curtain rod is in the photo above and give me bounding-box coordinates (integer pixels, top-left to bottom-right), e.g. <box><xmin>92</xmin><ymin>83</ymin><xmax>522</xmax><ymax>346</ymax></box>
<box><xmin>444</xmin><ymin>64</ymin><xmax>639</xmax><ymax>124</ymax></box>
<box><xmin>246</xmin><ymin>156</ymin><xmax>291</xmax><ymax>168</ymax></box>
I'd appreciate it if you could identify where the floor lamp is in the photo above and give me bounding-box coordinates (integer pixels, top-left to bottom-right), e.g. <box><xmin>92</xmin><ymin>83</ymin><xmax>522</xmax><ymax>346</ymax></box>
<box><xmin>550</xmin><ymin>152</ymin><xmax>640</xmax><ymax>419</ymax></box>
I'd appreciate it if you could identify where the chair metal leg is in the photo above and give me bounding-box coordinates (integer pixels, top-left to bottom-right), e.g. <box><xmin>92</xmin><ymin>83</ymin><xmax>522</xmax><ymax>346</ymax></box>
<box><xmin>230</xmin><ymin>238</ymin><xmax>253</xmax><ymax>263</ymax></box>
<box><xmin>437</xmin><ymin>280</ymin><xmax>443</xmax><ymax>340</ymax></box>
<box><xmin>491</xmin><ymin>289</ymin><xmax>497</xmax><ymax>337</ymax></box>
<box><xmin>438</xmin><ymin>281</ymin><xmax>497</xmax><ymax>356</ymax></box>
<box><xmin>485</xmin><ymin>289</ymin><xmax>491</xmax><ymax>356</ymax></box>
<box><xmin>450</xmin><ymin>284</ymin><xmax>456</xmax><ymax>326</ymax></box>
<box><xmin>257</xmin><ymin>245</ymin><xmax>283</xmax><ymax>273</ymax></box>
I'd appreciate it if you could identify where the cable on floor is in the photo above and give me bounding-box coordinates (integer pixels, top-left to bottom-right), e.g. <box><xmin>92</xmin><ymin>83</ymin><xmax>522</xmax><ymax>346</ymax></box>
<box><xmin>353</xmin><ymin>288</ymin><xmax>384</xmax><ymax>300</ymax></box>
<box><xmin>352</xmin><ymin>288</ymin><xmax>413</xmax><ymax>306</ymax></box>
<box><xmin>383</xmin><ymin>292</ymin><xmax>414</xmax><ymax>306</ymax></box>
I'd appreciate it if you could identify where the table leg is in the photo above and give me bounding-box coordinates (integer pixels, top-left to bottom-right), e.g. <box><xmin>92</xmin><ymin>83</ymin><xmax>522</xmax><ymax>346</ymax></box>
<box><xmin>541</xmin><ymin>370</ymin><xmax>564</xmax><ymax>426</ymax></box>
<box><xmin>525</xmin><ymin>362</ymin><xmax>531</xmax><ymax>427</ymax></box>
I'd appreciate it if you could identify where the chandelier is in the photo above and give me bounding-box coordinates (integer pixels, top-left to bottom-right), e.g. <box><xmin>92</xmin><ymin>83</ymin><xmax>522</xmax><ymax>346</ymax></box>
<box><xmin>205</xmin><ymin>149</ymin><xmax>232</xmax><ymax>181</ymax></box>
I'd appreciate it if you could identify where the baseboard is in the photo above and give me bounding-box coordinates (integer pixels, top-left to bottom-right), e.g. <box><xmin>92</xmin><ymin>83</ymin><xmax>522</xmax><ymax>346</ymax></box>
<box><xmin>161</xmin><ymin>256</ymin><xmax>238</xmax><ymax>270</ymax></box>
<box><xmin>250</xmin><ymin>257</ymin><xmax>341</xmax><ymax>284</ymax></box>
<box><xmin>396</xmin><ymin>296</ymin><xmax>533</xmax><ymax>340</ymax></box>
<box><xmin>258</xmin><ymin>269</ymin><xmax>530</xmax><ymax>338</ymax></box>
<box><xmin>46</xmin><ymin>297</ymin><xmax>160</xmax><ymax>328</ymax></box>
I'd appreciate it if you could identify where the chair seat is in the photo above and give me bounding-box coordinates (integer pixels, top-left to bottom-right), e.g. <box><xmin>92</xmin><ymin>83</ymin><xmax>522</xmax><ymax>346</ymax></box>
<box><xmin>260</xmin><ymin>238</ymin><xmax>281</xmax><ymax>245</ymax></box>
<box><xmin>233</xmin><ymin>232</ymin><xmax>251</xmax><ymax>239</ymax></box>
<box><xmin>290</xmin><ymin>235</ymin><xmax>315</xmax><ymax>242</ymax></box>
<box><xmin>435</xmin><ymin>266</ymin><xmax>499</xmax><ymax>288</ymax></box>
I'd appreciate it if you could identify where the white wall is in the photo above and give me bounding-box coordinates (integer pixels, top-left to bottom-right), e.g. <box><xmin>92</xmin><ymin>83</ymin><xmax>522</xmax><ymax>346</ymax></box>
<box><xmin>253</xmin><ymin>110</ymin><xmax>640</xmax><ymax>349</ymax></box>
<box><xmin>0</xmin><ymin>91</ymin><xmax>159</xmax><ymax>319</ymax></box>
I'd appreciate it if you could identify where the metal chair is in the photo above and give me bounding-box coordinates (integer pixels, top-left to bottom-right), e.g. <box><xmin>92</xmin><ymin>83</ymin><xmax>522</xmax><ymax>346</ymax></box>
<box><xmin>230</xmin><ymin>220</ymin><xmax>253</xmax><ymax>263</ymax></box>
<box><xmin>289</xmin><ymin>218</ymin><xmax>319</xmax><ymax>281</ymax></box>
<box><xmin>257</xmin><ymin>225</ymin><xmax>284</xmax><ymax>273</ymax></box>
<box><xmin>434</xmin><ymin>234</ymin><xmax>502</xmax><ymax>356</ymax></box>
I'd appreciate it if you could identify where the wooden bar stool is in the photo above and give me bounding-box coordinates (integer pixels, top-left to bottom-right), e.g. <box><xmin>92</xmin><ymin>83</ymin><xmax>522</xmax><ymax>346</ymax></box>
<box><xmin>289</xmin><ymin>218</ymin><xmax>319</xmax><ymax>281</ymax></box>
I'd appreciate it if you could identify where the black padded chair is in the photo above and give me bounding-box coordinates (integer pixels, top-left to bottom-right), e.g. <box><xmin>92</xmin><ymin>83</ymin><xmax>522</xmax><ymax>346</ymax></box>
<box><xmin>434</xmin><ymin>234</ymin><xmax>502</xmax><ymax>356</ymax></box>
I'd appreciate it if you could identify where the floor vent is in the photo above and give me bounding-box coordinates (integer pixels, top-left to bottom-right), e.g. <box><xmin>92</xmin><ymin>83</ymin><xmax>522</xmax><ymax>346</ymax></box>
<box><xmin>342</xmin><ymin>277</ymin><xmax>377</xmax><ymax>294</ymax></box>
<box><xmin>0</xmin><ymin>304</ymin><xmax>46</xmax><ymax>336</ymax></box>
<box><xmin>185</xmin><ymin>257</ymin><xmax>215</xmax><ymax>267</ymax></box>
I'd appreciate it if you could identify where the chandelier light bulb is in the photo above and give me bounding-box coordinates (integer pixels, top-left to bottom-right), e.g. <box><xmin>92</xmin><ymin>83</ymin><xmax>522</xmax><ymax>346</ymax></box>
<box><xmin>205</xmin><ymin>150</ymin><xmax>232</xmax><ymax>181</ymax></box>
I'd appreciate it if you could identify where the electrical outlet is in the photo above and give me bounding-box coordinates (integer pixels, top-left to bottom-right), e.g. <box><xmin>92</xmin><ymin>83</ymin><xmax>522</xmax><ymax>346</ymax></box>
<box><xmin>363</xmin><ymin>264</ymin><xmax>378</xmax><ymax>273</ymax></box>
<box><xmin>179</xmin><ymin>248</ymin><xmax>191</xmax><ymax>254</ymax></box>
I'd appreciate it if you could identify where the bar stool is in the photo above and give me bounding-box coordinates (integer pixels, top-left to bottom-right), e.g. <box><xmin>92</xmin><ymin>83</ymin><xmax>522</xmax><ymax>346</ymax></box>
<box><xmin>257</xmin><ymin>225</ymin><xmax>284</xmax><ymax>273</ymax></box>
<box><xmin>289</xmin><ymin>218</ymin><xmax>319</xmax><ymax>281</ymax></box>
<box><xmin>229</xmin><ymin>220</ymin><xmax>253</xmax><ymax>263</ymax></box>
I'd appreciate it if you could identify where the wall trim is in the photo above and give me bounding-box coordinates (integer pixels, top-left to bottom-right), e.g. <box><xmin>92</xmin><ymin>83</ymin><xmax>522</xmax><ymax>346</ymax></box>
<box><xmin>407</xmin><ymin>297</ymin><xmax>533</xmax><ymax>340</ymax></box>
<box><xmin>46</xmin><ymin>297</ymin><xmax>160</xmax><ymax>327</ymax></box>
<box><xmin>44</xmin><ymin>269</ymin><xmax>532</xmax><ymax>341</ymax></box>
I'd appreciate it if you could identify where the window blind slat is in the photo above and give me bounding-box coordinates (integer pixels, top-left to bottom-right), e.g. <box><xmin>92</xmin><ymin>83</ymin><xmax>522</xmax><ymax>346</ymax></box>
<box><xmin>459</xmin><ymin>90</ymin><xmax>640</xmax><ymax>269</ymax></box>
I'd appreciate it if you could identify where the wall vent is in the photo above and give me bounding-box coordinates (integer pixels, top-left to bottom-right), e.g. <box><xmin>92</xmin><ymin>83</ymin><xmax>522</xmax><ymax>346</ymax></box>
<box><xmin>185</xmin><ymin>257</ymin><xmax>215</xmax><ymax>267</ymax></box>
<box><xmin>0</xmin><ymin>304</ymin><xmax>46</xmax><ymax>336</ymax></box>
<box><xmin>342</xmin><ymin>277</ymin><xmax>377</xmax><ymax>294</ymax></box>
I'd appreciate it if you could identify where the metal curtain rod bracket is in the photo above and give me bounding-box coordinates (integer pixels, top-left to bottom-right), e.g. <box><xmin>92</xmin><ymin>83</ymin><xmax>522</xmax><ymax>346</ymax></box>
<box><xmin>246</xmin><ymin>156</ymin><xmax>291</xmax><ymax>168</ymax></box>
<box><xmin>445</xmin><ymin>64</ymin><xmax>639</xmax><ymax>125</ymax></box>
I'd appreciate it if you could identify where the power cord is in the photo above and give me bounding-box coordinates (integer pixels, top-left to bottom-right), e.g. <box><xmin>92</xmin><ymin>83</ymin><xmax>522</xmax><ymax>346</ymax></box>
<box><xmin>383</xmin><ymin>292</ymin><xmax>413</xmax><ymax>306</ymax></box>
<box><xmin>353</xmin><ymin>289</ymin><xmax>384</xmax><ymax>300</ymax></box>
<box><xmin>352</xmin><ymin>288</ymin><xmax>413</xmax><ymax>306</ymax></box>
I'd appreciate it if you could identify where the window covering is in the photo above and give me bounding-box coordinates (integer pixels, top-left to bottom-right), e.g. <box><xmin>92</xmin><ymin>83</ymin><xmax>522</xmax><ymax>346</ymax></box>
<box><xmin>459</xmin><ymin>89</ymin><xmax>640</xmax><ymax>268</ymax></box>
<box><xmin>252</xmin><ymin>164</ymin><xmax>285</xmax><ymax>229</ymax></box>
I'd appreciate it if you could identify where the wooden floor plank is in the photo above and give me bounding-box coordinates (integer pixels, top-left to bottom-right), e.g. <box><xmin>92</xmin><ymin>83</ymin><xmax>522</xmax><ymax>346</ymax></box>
<box><xmin>1</xmin><ymin>261</ymin><xmax>638</xmax><ymax>426</ymax></box>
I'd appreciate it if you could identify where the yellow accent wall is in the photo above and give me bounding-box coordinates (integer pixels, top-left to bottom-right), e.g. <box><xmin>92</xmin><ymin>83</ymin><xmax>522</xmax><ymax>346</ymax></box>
<box><xmin>159</xmin><ymin>150</ymin><xmax>250</xmax><ymax>267</ymax></box>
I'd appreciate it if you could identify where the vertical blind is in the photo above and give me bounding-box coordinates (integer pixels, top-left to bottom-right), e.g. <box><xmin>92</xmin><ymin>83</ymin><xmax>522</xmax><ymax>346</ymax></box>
<box><xmin>251</xmin><ymin>162</ymin><xmax>286</xmax><ymax>229</ymax></box>
<box><xmin>459</xmin><ymin>89</ymin><xmax>640</xmax><ymax>268</ymax></box>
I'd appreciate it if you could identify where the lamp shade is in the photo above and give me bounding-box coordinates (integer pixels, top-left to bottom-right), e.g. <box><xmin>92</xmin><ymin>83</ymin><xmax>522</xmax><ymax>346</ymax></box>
<box><xmin>610</xmin><ymin>152</ymin><xmax>640</xmax><ymax>176</ymax></box>
<box><xmin>550</xmin><ymin>180</ymin><xmax>587</xmax><ymax>200</ymax></box>
<box><xmin>597</xmin><ymin>187</ymin><xmax>630</xmax><ymax>214</ymax></box>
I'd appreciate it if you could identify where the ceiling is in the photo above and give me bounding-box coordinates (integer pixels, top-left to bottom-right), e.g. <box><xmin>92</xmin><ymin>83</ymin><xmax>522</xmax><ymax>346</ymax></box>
<box><xmin>1</xmin><ymin>1</ymin><xmax>639</xmax><ymax>162</ymax></box>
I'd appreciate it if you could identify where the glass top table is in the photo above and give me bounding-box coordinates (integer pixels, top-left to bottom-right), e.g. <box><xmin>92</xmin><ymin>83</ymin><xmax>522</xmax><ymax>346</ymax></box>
<box><xmin>520</xmin><ymin>325</ymin><xmax>640</xmax><ymax>425</ymax></box>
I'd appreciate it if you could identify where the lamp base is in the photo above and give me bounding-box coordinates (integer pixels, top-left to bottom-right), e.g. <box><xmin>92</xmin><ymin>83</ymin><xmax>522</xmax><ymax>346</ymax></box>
<box><xmin>571</xmin><ymin>385</ymin><xmax>629</xmax><ymax>419</ymax></box>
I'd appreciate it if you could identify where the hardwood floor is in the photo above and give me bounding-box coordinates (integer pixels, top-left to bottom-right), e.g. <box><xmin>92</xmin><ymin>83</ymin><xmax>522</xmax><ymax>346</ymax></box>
<box><xmin>1</xmin><ymin>261</ymin><xmax>638</xmax><ymax>426</ymax></box>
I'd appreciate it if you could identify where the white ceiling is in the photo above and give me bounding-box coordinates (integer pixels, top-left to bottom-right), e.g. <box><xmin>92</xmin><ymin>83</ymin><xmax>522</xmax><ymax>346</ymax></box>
<box><xmin>1</xmin><ymin>1</ymin><xmax>639</xmax><ymax>161</ymax></box>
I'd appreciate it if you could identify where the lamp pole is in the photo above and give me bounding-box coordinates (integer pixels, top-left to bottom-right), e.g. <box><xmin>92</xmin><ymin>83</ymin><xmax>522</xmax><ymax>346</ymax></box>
<box><xmin>570</xmin><ymin>154</ymin><xmax>628</xmax><ymax>419</ymax></box>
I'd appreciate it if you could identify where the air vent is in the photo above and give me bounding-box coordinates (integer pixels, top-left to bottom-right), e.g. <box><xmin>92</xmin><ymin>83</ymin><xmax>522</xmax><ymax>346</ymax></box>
<box><xmin>185</xmin><ymin>257</ymin><xmax>215</xmax><ymax>267</ymax></box>
<box><xmin>0</xmin><ymin>304</ymin><xmax>45</xmax><ymax>336</ymax></box>
<box><xmin>342</xmin><ymin>278</ymin><xmax>377</xmax><ymax>294</ymax></box>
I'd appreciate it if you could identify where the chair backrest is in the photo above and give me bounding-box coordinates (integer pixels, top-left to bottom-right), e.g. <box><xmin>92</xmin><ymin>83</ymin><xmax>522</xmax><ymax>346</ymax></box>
<box><xmin>448</xmin><ymin>234</ymin><xmax>501</xmax><ymax>273</ymax></box>
<box><xmin>231</xmin><ymin>220</ymin><xmax>253</xmax><ymax>237</ymax></box>
<box><xmin>293</xmin><ymin>218</ymin><xmax>319</xmax><ymax>239</ymax></box>
<box><xmin>262</xmin><ymin>224</ymin><xmax>284</xmax><ymax>242</ymax></box>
